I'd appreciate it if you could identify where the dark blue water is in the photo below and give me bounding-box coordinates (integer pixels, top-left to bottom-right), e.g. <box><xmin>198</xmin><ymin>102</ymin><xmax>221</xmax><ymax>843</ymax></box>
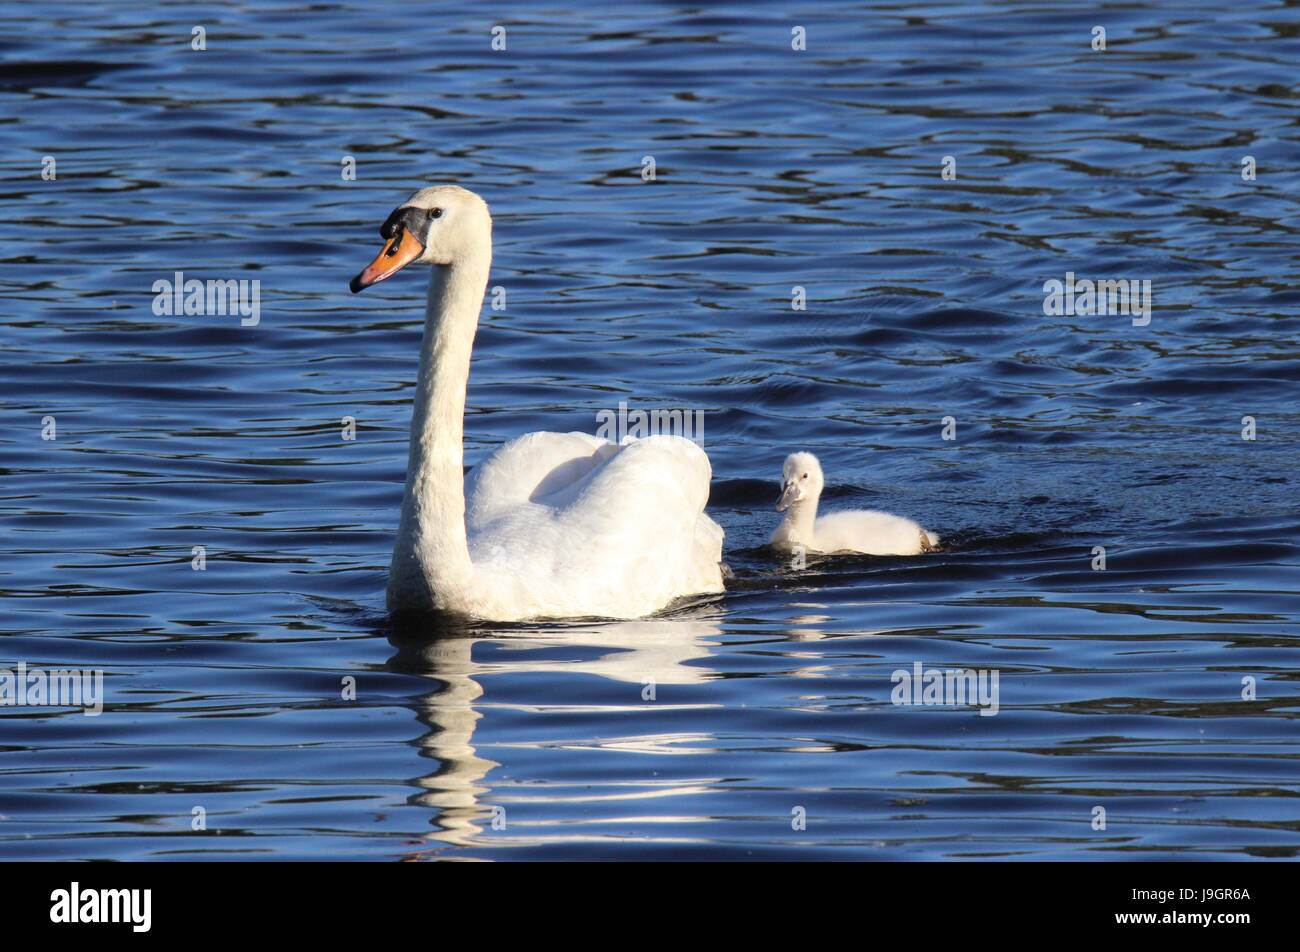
<box><xmin>2</xmin><ymin>1</ymin><xmax>1298</xmax><ymax>860</ymax></box>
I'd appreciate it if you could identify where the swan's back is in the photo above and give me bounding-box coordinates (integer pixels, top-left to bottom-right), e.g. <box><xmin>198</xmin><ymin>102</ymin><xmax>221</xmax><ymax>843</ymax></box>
<box><xmin>465</xmin><ymin>431</ymin><xmax>615</xmax><ymax>530</ymax></box>
<box><xmin>465</xmin><ymin>433</ymin><xmax>724</xmax><ymax>620</ymax></box>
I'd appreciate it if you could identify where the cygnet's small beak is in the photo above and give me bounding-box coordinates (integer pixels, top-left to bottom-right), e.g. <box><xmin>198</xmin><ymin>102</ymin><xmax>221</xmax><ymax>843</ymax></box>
<box><xmin>350</xmin><ymin>225</ymin><xmax>424</xmax><ymax>293</ymax></box>
<box><xmin>776</xmin><ymin>480</ymin><xmax>799</xmax><ymax>512</ymax></box>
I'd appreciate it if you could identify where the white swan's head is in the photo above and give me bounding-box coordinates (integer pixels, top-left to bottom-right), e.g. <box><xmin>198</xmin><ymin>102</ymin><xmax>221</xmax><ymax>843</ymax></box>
<box><xmin>350</xmin><ymin>185</ymin><xmax>492</xmax><ymax>293</ymax></box>
<box><xmin>776</xmin><ymin>451</ymin><xmax>824</xmax><ymax>511</ymax></box>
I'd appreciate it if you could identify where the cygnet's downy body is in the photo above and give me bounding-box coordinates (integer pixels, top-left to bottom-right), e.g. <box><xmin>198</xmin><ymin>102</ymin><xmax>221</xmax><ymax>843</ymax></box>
<box><xmin>770</xmin><ymin>452</ymin><xmax>939</xmax><ymax>556</ymax></box>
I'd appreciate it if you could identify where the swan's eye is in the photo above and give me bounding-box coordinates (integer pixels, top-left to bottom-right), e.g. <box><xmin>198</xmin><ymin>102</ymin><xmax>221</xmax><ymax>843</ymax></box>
<box><xmin>428</xmin><ymin>208</ymin><xmax>443</xmax><ymax>219</ymax></box>
<box><xmin>801</xmin><ymin>473</ymin><xmax>808</xmax><ymax>479</ymax></box>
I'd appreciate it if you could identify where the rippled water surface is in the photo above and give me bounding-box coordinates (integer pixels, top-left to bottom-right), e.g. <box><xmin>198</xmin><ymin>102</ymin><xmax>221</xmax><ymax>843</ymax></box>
<box><xmin>2</xmin><ymin>1</ymin><xmax>1299</xmax><ymax>860</ymax></box>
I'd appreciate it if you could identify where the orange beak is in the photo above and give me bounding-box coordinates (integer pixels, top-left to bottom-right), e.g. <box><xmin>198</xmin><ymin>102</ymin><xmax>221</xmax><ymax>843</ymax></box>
<box><xmin>350</xmin><ymin>227</ymin><xmax>425</xmax><ymax>293</ymax></box>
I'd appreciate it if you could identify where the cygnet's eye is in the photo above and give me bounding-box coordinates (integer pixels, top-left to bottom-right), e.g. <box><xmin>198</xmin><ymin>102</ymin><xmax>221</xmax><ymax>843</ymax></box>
<box><xmin>801</xmin><ymin>473</ymin><xmax>808</xmax><ymax>479</ymax></box>
<box><xmin>428</xmin><ymin>208</ymin><xmax>443</xmax><ymax>220</ymax></box>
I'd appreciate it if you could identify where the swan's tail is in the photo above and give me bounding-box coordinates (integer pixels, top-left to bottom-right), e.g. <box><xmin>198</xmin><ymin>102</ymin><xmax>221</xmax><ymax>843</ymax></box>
<box><xmin>691</xmin><ymin>513</ymin><xmax>727</xmax><ymax>593</ymax></box>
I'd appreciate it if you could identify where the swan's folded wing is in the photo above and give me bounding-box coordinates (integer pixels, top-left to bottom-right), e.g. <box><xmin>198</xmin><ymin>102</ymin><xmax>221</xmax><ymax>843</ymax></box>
<box><xmin>468</xmin><ymin>434</ymin><xmax>723</xmax><ymax>618</ymax></box>
<box><xmin>465</xmin><ymin>430</ymin><xmax>616</xmax><ymax>530</ymax></box>
<box><xmin>567</xmin><ymin>434</ymin><xmax>712</xmax><ymax>515</ymax></box>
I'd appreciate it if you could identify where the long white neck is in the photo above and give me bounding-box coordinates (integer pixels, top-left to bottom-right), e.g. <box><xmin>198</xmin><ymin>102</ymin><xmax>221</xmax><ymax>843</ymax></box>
<box><xmin>388</xmin><ymin>246</ymin><xmax>491</xmax><ymax>613</ymax></box>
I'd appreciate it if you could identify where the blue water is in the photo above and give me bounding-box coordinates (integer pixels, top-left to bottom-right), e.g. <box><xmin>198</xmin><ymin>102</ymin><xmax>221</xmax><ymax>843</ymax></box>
<box><xmin>2</xmin><ymin>1</ymin><xmax>1298</xmax><ymax>860</ymax></box>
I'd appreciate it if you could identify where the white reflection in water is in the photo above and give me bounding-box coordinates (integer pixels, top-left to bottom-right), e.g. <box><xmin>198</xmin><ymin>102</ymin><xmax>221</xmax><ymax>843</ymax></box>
<box><xmin>387</xmin><ymin>617</ymin><xmax>721</xmax><ymax>850</ymax></box>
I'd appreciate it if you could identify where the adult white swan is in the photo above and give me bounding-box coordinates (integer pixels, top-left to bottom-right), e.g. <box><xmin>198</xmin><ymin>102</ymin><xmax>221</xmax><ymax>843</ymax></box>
<box><xmin>351</xmin><ymin>185</ymin><xmax>725</xmax><ymax>622</ymax></box>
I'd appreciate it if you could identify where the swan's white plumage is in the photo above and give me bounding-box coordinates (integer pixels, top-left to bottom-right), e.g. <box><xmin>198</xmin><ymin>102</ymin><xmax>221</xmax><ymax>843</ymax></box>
<box><xmin>464</xmin><ymin>430</ymin><xmax>615</xmax><ymax>529</ymax></box>
<box><xmin>770</xmin><ymin>451</ymin><xmax>938</xmax><ymax>556</ymax></box>
<box><xmin>464</xmin><ymin>431</ymin><xmax>725</xmax><ymax>620</ymax></box>
<box><xmin>367</xmin><ymin>185</ymin><xmax>725</xmax><ymax>621</ymax></box>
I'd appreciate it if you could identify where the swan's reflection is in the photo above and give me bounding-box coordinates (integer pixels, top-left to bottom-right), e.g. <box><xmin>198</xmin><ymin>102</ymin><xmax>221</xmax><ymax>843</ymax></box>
<box><xmin>386</xmin><ymin>612</ymin><xmax>722</xmax><ymax>852</ymax></box>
